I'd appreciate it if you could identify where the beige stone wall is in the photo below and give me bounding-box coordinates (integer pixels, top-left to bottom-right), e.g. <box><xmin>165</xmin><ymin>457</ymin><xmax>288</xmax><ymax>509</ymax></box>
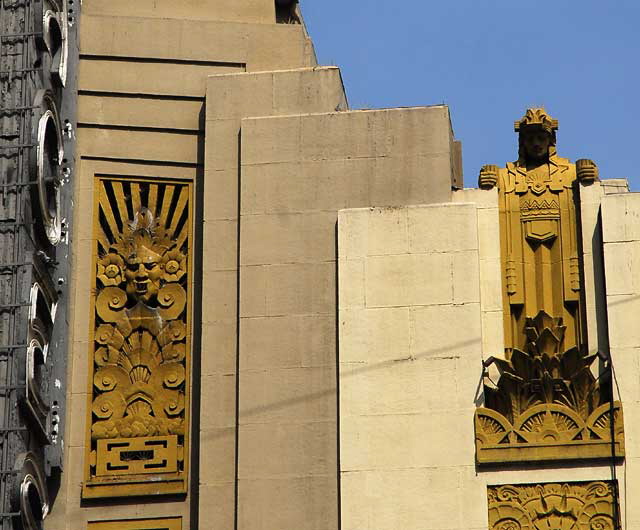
<box><xmin>201</xmin><ymin>66</ymin><xmax>347</xmax><ymax>529</ymax></box>
<box><xmin>338</xmin><ymin>201</ymin><xmax>485</xmax><ymax>530</ymax></box>
<box><xmin>79</xmin><ymin>15</ymin><xmax>316</xmax><ymax>73</ymax></box>
<box><xmin>338</xmin><ymin>192</ymin><xmax>631</xmax><ymax>530</ymax></box>
<box><xmin>602</xmin><ymin>190</ymin><xmax>640</xmax><ymax>529</ymax></box>
<box><xmin>82</xmin><ymin>0</ymin><xmax>278</xmax><ymax>24</ymax></box>
<box><xmin>236</xmin><ymin>105</ymin><xmax>456</xmax><ymax>530</ymax></box>
<box><xmin>453</xmin><ymin>189</ymin><xmax>504</xmax><ymax>360</ymax></box>
<box><xmin>579</xmin><ymin>179</ymin><xmax>631</xmax><ymax>355</ymax></box>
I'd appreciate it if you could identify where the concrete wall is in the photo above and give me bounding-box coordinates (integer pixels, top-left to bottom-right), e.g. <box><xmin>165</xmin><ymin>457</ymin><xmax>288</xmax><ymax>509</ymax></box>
<box><xmin>338</xmin><ymin>200</ymin><xmax>486</xmax><ymax>530</ymax></box>
<box><xmin>579</xmin><ymin>179</ymin><xmax>630</xmax><ymax>355</ymax></box>
<box><xmin>337</xmin><ymin>187</ymin><xmax>634</xmax><ymax>529</ymax></box>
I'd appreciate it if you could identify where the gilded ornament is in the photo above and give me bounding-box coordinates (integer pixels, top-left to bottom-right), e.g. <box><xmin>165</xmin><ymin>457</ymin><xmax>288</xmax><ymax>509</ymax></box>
<box><xmin>84</xmin><ymin>178</ymin><xmax>192</xmax><ymax>498</ymax></box>
<box><xmin>488</xmin><ymin>481</ymin><xmax>618</xmax><ymax>530</ymax></box>
<box><xmin>97</xmin><ymin>252</ymin><xmax>125</xmax><ymax>286</ymax></box>
<box><xmin>475</xmin><ymin>109</ymin><xmax>623</xmax><ymax>464</ymax></box>
<box><xmin>475</xmin><ymin>311</ymin><xmax>623</xmax><ymax>463</ymax></box>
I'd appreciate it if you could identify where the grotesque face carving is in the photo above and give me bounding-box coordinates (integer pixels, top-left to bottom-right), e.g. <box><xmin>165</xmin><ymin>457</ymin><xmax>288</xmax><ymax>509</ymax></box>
<box><xmin>521</xmin><ymin>128</ymin><xmax>551</xmax><ymax>163</ymax></box>
<box><xmin>124</xmin><ymin>237</ymin><xmax>163</xmax><ymax>305</ymax></box>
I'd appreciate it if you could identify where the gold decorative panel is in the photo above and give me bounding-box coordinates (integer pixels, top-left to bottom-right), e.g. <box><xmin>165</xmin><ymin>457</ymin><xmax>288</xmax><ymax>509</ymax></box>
<box><xmin>88</xmin><ymin>517</ymin><xmax>182</xmax><ymax>530</ymax></box>
<box><xmin>475</xmin><ymin>109</ymin><xmax>623</xmax><ymax>464</ymax></box>
<box><xmin>488</xmin><ymin>481</ymin><xmax>618</xmax><ymax>530</ymax></box>
<box><xmin>83</xmin><ymin>176</ymin><xmax>192</xmax><ymax>498</ymax></box>
<box><xmin>475</xmin><ymin>312</ymin><xmax>624</xmax><ymax>464</ymax></box>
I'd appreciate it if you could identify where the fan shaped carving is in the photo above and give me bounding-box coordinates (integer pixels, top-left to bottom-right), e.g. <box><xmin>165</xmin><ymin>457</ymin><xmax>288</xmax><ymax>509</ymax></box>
<box><xmin>476</xmin><ymin>311</ymin><xmax>624</xmax><ymax>463</ymax></box>
<box><xmin>488</xmin><ymin>482</ymin><xmax>617</xmax><ymax>530</ymax></box>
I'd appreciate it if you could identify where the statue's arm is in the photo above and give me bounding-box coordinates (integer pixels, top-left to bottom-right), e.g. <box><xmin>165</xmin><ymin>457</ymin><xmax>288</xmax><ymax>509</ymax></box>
<box><xmin>479</xmin><ymin>164</ymin><xmax>500</xmax><ymax>190</ymax></box>
<box><xmin>575</xmin><ymin>158</ymin><xmax>599</xmax><ymax>183</ymax></box>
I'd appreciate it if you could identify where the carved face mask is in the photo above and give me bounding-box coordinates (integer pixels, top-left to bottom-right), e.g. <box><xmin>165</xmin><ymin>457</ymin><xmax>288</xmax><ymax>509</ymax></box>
<box><xmin>124</xmin><ymin>241</ymin><xmax>163</xmax><ymax>305</ymax></box>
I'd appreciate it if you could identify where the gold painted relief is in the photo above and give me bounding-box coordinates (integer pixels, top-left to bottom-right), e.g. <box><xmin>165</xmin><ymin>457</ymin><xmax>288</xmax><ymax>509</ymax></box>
<box><xmin>83</xmin><ymin>177</ymin><xmax>191</xmax><ymax>498</ymax></box>
<box><xmin>475</xmin><ymin>311</ymin><xmax>623</xmax><ymax>463</ymax></box>
<box><xmin>488</xmin><ymin>481</ymin><xmax>618</xmax><ymax>530</ymax></box>
<box><xmin>479</xmin><ymin>108</ymin><xmax>593</xmax><ymax>352</ymax></box>
<box><xmin>475</xmin><ymin>109</ymin><xmax>623</xmax><ymax>464</ymax></box>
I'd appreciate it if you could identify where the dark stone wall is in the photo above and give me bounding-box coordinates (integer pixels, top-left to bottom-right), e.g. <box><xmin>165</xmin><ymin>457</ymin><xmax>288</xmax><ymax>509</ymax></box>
<box><xmin>0</xmin><ymin>0</ymin><xmax>78</xmax><ymax>526</ymax></box>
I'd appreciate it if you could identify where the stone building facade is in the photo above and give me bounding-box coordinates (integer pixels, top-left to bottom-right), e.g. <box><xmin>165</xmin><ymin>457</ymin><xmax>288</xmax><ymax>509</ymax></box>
<box><xmin>0</xmin><ymin>1</ymin><xmax>637</xmax><ymax>529</ymax></box>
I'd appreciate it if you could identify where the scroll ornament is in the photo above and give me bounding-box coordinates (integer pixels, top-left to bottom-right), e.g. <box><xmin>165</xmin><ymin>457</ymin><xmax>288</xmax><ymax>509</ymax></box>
<box><xmin>91</xmin><ymin>208</ymin><xmax>187</xmax><ymax>462</ymax></box>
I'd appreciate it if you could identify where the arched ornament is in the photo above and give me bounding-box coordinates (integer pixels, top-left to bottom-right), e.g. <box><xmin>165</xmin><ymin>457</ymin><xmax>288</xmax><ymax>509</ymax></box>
<box><xmin>31</xmin><ymin>90</ymin><xmax>64</xmax><ymax>246</ymax></box>
<box><xmin>20</xmin><ymin>281</ymin><xmax>58</xmax><ymax>442</ymax></box>
<box><xmin>10</xmin><ymin>453</ymin><xmax>49</xmax><ymax>530</ymax></box>
<box><xmin>37</xmin><ymin>0</ymin><xmax>68</xmax><ymax>86</ymax></box>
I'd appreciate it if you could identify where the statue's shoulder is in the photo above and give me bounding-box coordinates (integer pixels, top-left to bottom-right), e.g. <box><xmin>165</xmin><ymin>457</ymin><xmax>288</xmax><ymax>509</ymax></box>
<box><xmin>502</xmin><ymin>161</ymin><xmax>522</xmax><ymax>193</ymax></box>
<box><xmin>554</xmin><ymin>156</ymin><xmax>573</xmax><ymax>168</ymax></box>
<box><xmin>506</xmin><ymin>160</ymin><xmax>521</xmax><ymax>173</ymax></box>
<box><xmin>550</xmin><ymin>155</ymin><xmax>576</xmax><ymax>188</ymax></box>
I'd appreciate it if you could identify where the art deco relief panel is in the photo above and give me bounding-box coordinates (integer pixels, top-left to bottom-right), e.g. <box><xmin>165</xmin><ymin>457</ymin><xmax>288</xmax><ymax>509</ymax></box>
<box><xmin>475</xmin><ymin>109</ymin><xmax>624</xmax><ymax>464</ymax></box>
<box><xmin>488</xmin><ymin>481</ymin><xmax>619</xmax><ymax>530</ymax></box>
<box><xmin>83</xmin><ymin>176</ymin><xmax>192</xmax><ymax>498</ymax></box>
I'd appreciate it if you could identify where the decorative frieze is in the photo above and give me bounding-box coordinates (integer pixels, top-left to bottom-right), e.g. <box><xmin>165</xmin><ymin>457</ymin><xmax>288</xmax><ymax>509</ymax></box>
<box><xmin>488</xmin><ymin>481</ymin><xmax>618</xmax><ymax>530</ymax></box>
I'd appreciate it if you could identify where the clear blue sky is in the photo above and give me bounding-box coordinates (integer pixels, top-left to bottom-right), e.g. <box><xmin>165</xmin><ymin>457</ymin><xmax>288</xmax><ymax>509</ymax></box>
<box><xmin>302</xmin><ymin>1</ymin><xmax>640</xmax><ymax>189</ymax></box>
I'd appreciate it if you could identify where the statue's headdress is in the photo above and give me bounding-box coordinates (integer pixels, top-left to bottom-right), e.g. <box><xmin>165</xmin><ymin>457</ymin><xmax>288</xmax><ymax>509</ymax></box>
<box><xmin>514</xmin><ymin>108</ymin><xmax>558</xmax><ymax>134</ymax></box>
<box><xmin>112</xmin><ymin>208</ymin><xmax>173</xmax><ymax>258</ymax></box>
<box><xmin>516</xmin><ymin>108</ymin><xmax>558</xmax><ymax>160</ymax></box>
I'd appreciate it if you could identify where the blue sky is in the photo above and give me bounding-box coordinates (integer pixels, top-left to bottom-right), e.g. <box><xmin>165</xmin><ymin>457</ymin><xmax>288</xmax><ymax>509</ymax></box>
<box><xmin>302</xmin><ymin>1</ymin><xmax>640</xmax><ymax>189</ymax></box>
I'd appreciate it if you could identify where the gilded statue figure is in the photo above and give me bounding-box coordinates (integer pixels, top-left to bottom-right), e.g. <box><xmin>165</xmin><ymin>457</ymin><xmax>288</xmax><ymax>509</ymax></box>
<box><xmin>473</xmin><ymin>110</ymin><xmax>624</xmax><ymax>466</ymax></box>
<box><xmin>478</xmin><ymin>108</ymin><xmax>597</xmax><ymax>354</ymax></box>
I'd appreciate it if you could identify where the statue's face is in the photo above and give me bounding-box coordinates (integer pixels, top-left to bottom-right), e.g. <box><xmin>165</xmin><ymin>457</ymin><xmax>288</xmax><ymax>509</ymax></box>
<box><xmin>124</xmin><ymin>243</ymin><xmax>163</xmax><ymax>304</ymax></box>
<box><xmin>522</xmin><ymin>129</ymin><xmax>551</xmax><ymax>162</ymax></box>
